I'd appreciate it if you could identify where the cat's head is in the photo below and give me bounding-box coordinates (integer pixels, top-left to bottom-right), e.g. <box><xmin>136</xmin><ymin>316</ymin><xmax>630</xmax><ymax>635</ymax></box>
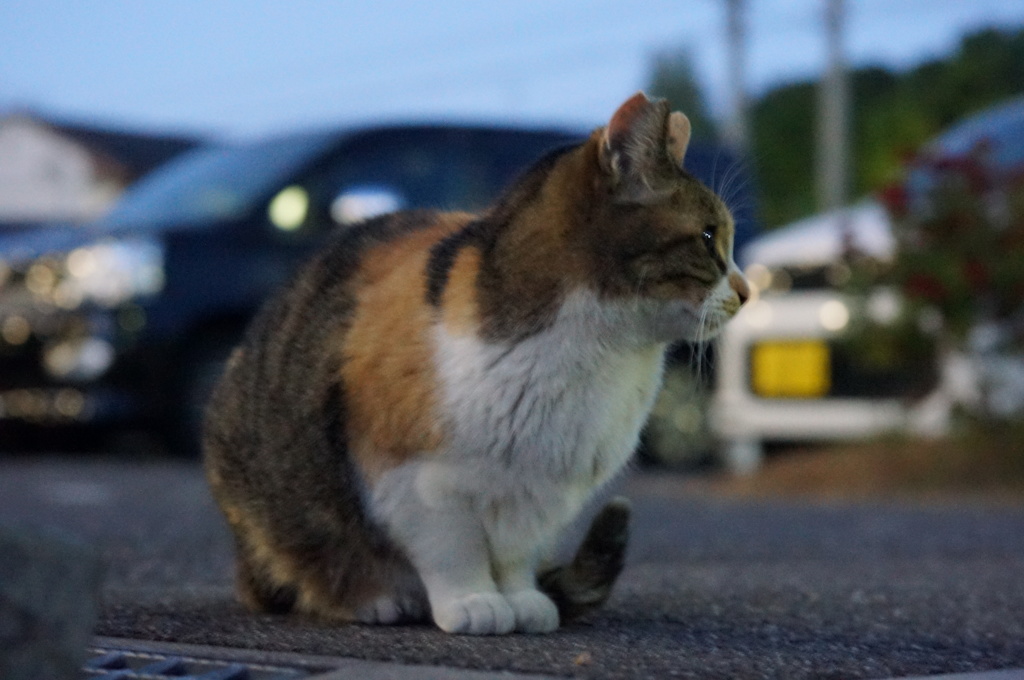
<box><xmin>578</xmin><ymin>92</ymin><xmax>750</xmax><ymax>343</ymax></box>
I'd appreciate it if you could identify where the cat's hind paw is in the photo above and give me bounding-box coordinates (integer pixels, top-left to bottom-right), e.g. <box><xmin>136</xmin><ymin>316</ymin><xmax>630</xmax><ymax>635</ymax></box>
<box><xmin>433</xmin><ymin>592</ymin><xmax>515</xmax><ymax>635</ymax></box>
<box><xmin>506</xmin><ymin>589</ymin><xmax>559</xmax><ymax>633</ymax></box>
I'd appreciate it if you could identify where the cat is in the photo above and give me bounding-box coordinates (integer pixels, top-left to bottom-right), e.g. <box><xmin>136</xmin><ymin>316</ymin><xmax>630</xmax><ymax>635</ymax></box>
<box><xmin>203</xmin><ymin>91</ymin><xmax>750</xmax><ymax>635</ymax></box>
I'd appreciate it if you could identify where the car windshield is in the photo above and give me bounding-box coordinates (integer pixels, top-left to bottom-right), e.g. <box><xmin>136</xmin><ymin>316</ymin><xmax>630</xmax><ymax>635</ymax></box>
<box><xmin>101</xmin><ymin>130</ymin><xmax>343</xmax><ymax>229</ymax></box>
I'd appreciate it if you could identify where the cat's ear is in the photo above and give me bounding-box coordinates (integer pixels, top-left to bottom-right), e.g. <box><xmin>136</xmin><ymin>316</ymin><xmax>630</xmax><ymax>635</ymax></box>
<box><xmin>666</xmin><ymin>111</ymin><xmax>691</xmax><ymax>166</ymax></box>
<box><xmin>599</xmin><ymin>92</ymin><xmax>689</xmax><ymax>202</ymax></box>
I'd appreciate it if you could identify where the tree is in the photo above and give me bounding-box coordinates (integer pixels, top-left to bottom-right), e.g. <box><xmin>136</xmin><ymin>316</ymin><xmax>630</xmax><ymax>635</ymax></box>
<box><xmin>747</xmin><ymin>26</ymin><xmax>1024</xmax><ymax>229</ymax></box>
<box><xmin>749</xmin><ymin>80</ymin><xmax>817</xmax><ymax>227</ymax></box>
<box><xmin>643</xmin><ymin>26</ymin><xmax>1024</xmax><ymax>229</ymax></box>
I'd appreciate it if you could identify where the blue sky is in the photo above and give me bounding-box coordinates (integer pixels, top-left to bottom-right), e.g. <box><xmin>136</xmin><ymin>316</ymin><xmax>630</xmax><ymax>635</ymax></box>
<box><xmin>2</xmin><ymin>0</ymin><xmax>1023</xmax><ymax>140</ymax></box>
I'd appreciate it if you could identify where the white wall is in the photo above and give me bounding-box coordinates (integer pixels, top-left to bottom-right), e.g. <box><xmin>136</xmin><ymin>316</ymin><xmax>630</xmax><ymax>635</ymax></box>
<box><xmin>0</xmin><ymin>116</ymin><xmax>121</xmax><ymax>222</ymax></box>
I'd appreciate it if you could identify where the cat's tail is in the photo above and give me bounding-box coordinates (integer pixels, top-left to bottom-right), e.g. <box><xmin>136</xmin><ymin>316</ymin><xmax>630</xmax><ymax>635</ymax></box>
<box><xmin>538</xmin><ymin>497</ymin><xmax>630</xmax><ymax>622</ymax></box>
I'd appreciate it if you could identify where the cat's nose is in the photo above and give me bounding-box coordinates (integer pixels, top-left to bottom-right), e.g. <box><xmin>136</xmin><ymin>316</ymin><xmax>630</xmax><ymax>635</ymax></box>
<box><xmin>728</xmin><ymin>272</ymin><xmax>750</xmax><ymax>306</ymax></box>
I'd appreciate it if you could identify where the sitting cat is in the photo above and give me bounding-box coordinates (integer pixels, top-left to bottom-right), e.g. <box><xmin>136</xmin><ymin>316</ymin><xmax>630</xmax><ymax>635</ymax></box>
<box><xmin>203</xmin><ymin>91</ymin><xmax>749</xmax><ymax>635</ymax></box>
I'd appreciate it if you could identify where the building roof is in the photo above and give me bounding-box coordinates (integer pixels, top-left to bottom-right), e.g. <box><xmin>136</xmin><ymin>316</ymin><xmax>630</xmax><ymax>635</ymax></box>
<box><xmin>42</xmin><ymin>117</ymin><xmax>203</xmax><ymax>179</ymax></box>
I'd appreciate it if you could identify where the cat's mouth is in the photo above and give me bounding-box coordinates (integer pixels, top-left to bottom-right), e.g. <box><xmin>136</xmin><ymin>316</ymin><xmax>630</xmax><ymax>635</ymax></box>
<box><xmin>691</xmin><ymin>300</ymin><xmax>740</xmax><ymax>342</ymax></box>
<box><xmin>640</xmin><ymin>298</ymin><xmax>723</xmax><ymax>343</ymax></box>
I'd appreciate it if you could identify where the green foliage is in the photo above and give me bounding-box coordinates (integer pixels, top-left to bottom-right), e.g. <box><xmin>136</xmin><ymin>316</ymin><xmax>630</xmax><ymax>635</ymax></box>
<box><xmin>748</xmin><ymin>81</ymin><xmax>817</xmax><ymax>227</ymax></box>
<box><xmin>643</xmin><ymin>26</ymin><xmax>1024</xmax><ymax>228</ymax></box>
<box><xmin>748</xmin><ymin>25</ymin><xmax>1024</xmax><ymax>228</ymax></box>
<box><xmin>646</xmin><ymin>49</ymin><xmax>718</xmax><ymax>141</ymax></box>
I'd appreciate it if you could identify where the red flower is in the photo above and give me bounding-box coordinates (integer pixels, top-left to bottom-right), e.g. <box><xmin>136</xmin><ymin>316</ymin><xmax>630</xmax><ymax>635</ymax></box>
<box><xmin>962</xmin><ymin>258</ymin><xmax>989</xmax><ymax>292</ymax></box>
<box><xmin>878</xmin><ymin>183</ymin><xmax>908</xmax><ymax>218</ymax></box>
<box><xmin>905</xmin><ymin>273</ymin><xmax>948</xmax><ymax>302</ymax></box>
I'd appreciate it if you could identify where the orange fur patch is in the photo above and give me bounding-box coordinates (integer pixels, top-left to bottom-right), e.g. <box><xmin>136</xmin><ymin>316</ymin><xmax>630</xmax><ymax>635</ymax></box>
<box><xmin>442</xmin><ymin>246</ymin><xmax>482</xmax><ymax>334</ymax></box>
<box><xmin>494</xmin><ymin>148</ymin><xmax>592</xmax><ymax>293</ymax></box>
<box><xmin>214</xmin><ymin>495</ymin><xmax>301</xmax><ymax>604</ymax></box>
<box><xmin>341</xmin><ymin>213</ymin><xmax>472</xmax><ymax>479</ymax></box>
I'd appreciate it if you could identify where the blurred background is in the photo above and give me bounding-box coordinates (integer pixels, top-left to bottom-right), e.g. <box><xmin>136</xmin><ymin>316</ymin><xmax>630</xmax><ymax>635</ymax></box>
<box><xmin>1</xmin><ymin>0</ymin><xmax>1023</xmax><ymax>496</ymax></box>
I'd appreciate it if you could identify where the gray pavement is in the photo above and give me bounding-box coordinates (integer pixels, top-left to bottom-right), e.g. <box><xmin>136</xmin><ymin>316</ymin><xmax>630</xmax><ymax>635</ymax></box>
<box><xmin>2</xmin><ymin>455</ymin><xmax>1023</xmax><ymax>679</ymax></box>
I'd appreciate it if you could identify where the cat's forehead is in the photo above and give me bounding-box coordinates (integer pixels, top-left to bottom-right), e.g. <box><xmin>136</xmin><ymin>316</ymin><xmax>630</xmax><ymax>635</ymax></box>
<box><xmin>668</xmin><ymin>172</ymin><xmax>729</xmax><ymax>220</ymax></box>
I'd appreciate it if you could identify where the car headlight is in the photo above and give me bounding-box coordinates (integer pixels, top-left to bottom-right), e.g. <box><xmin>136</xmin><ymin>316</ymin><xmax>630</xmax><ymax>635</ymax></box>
<box><xmin>818</xmin><ymin>299</ymin><xmax>850</xmax><ymax>331</ymax></box>
<box><xmin>54</xmin><ymin>238</ymin><xmax>165</xmax><ymax>309</ymax></box>
<box><xmin>42</xmin><ymin>336</ymin><xmax>115</xmax><ymax>381</ymax></box>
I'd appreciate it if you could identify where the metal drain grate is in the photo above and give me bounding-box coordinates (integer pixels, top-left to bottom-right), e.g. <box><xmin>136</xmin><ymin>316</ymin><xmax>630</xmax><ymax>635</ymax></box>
<box><xmin>84</xmin><ymin>646</ymin><xmax>312</xmax><ymax>680</ymax></box>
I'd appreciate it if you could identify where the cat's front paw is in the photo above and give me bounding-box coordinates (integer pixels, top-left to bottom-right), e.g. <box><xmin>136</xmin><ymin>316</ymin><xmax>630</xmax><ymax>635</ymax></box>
<box><xmin>506</xmin><ymin>589</ymin><xmax>559</xmax><ymax>633</ymax></box>
<box><xmin>433</xmin><ymin>592</ymin><xmax>515</xmax><ymax>635</ymax></box>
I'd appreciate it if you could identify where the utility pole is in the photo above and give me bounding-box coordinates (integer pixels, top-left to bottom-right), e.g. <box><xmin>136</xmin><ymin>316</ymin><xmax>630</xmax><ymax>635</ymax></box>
<box><xmin>816</xmin><ymin>0</ymin><xmax>850</xmax><ymax>211</ymax></box>
<box><xmin>723</xmin><ymin>0</ymin><xmax>749</xmax><ymax>151</ymax></box>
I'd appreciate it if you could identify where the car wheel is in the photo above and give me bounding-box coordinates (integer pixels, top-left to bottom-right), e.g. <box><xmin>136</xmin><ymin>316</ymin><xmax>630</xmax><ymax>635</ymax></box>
<box><xmin>640</xmin><ymin>364</ymin><xmax>718</xmax><ymax>469</ymax></box>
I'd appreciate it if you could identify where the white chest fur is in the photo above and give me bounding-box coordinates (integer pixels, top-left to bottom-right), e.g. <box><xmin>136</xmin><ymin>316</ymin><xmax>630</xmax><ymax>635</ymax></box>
<box><xmin>368</xmin><ymin>288</ymin><xmax>670</xmax><ymax>615</ymax></box>
<box><xmin>430</xmin><ymin>289</ymin><xmax>666</xmax><ymax>500</ymax></box>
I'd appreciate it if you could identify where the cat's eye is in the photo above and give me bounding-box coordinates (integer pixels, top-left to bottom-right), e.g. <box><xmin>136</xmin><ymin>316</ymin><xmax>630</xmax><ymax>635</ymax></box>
<box><xmin>701</xmin><ymin>225</ymin><xmax>717</xmax><ymax>253</ymax></box>
<box><xmin>702</xmin><ymin>224</ymin><xmax>727</xmax><ymax>273</ymax></box>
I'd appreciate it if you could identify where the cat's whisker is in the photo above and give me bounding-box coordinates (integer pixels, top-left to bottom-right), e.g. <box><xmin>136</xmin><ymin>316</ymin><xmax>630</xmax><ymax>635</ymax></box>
<box><xmin>719</xmin><ymin>160</ymin><xmax>747</xmax><ymax>213</ymax></box>
<box><xmin>690</xmin><ymin>301</ymin><xmax>711</xmax><ymax>386</ymax></box>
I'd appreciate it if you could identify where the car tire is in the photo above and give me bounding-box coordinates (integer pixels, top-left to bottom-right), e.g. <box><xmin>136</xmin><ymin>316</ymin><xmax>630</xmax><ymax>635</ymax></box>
<box><xmin>640</xmin><ymin>363</ymin><xmax>718</xmax><ymax>469</ymax></box>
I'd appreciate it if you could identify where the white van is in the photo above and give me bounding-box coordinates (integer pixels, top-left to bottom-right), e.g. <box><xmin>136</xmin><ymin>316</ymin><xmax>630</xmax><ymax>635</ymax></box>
<box><xmin>708</xmin><ymin>200</ymin><xmax>969</xmax><ymax>473</ymax></box>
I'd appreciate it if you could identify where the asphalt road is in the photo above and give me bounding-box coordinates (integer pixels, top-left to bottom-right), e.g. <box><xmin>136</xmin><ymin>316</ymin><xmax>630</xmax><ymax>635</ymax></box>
<box><xmin>2</xmin><ymin>454</ymin><xmax>1023</xmax><ymax>680</ymax></box>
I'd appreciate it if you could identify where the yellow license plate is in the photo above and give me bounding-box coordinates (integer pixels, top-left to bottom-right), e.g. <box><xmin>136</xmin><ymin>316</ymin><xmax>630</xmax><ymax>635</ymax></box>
<box><xmin>751</xmin><ymin>340</ymin><xmax>831</xmax><ymax>398</ymax></box>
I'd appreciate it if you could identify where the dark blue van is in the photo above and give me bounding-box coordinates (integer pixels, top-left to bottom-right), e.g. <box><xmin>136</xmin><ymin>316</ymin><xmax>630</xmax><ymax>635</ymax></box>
<box><xmin>0</xmin><ymin>123</ymin><xmax>758</xmax><ymax>451</ymax></box>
